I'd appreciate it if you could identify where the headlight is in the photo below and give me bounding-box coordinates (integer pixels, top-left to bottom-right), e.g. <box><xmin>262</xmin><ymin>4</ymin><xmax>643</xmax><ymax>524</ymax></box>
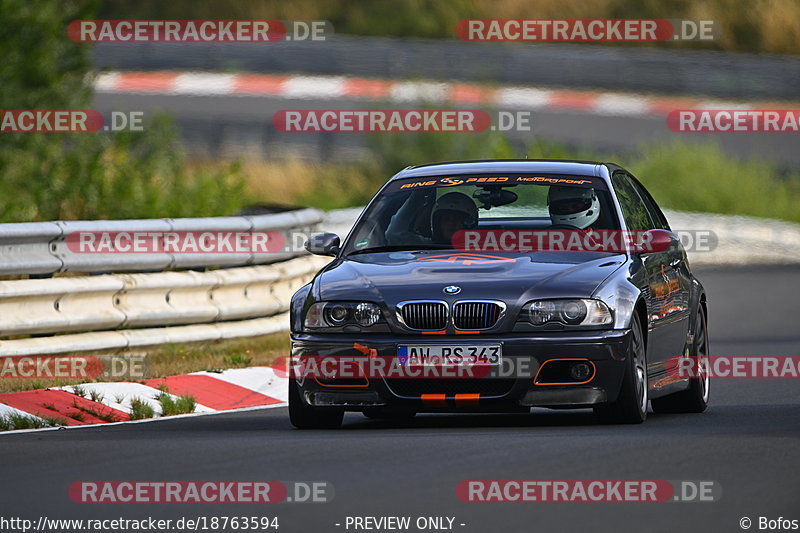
<box><xmin>354</xmin><ymin>302</ymin><xmax>381</xmax><ymax>326</ymax></box>
<box><xmin>324</xmin><ymin>304</ymin><xmax>349</xmax><ymax>325</ymax></box>
<box><xmin>526</xmin><ymin>299</ymin><xmax>612</xmax><ymax>327</ymax></box>
<box><xmin>304</xmin><ymin>302</ymin><xmax>384</xmax><ymax>329</ymax></box>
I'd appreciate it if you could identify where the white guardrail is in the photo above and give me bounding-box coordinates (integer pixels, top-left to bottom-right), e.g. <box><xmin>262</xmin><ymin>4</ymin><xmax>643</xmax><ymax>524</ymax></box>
<box><xmin>0</xmin><ymin>208</ymin><xmax>360</xmax><ymax>357</ymax></box>
<box><xmin>1</xmin><ymin>205</ymin><xmax>798</xmax><ymax>357</ymax></box>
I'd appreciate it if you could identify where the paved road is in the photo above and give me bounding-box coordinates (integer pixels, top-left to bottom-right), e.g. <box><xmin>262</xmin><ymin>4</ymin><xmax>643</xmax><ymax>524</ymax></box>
<box><xmin>2</xmin><ymin>266</ymin><xmax>799</xmax><ymax>533</ymax></box>
<box><xmin>91</xmin><ymin>92</ymin><xmax>800</xmax><ymax>168</ymax></box>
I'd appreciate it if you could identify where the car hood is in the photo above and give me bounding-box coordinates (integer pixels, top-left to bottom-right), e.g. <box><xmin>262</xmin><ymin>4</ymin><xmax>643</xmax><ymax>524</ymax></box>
<box><xmin>314</xmin><ymin>251</ymin><xmax>625</xmax><ymax>307</ymax></box>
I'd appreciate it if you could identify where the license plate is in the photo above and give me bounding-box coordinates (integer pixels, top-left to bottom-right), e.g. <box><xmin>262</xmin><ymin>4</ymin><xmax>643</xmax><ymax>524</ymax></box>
<box><xmin>397</xmin><ymin>345</ymin><xmax>502</xmax><ymax>366</ymax></box>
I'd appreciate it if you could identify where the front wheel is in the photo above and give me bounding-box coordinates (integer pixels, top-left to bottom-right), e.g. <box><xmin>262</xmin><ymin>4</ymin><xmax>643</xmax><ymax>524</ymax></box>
<box><xmin>594</xmin><ymin>312</ymin><xmax>648</xmax><ymax>424</ymax></box>
<box><xmin>651</xmin><ymin>307</ymin><xmax>710</xmax><ymax>414</ymax></box>
<box><xmin>288</xmin><ymin>380</ymin><xmax>344</xmax><ymax>429</ymax></box>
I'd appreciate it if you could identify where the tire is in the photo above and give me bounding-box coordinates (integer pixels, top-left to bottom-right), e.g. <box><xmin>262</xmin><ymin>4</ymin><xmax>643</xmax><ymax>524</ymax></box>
<box><xmin>363</xmin><ymin>408</ymin><xmax>416</xmax><ymax>420</ymax></box>
<box><xmin>594</xmin><ymin>312</ymin><xmax>648</xmax><ymax>424</ymax></box>
<box><xmin>288</xmin><ymin>380</ymin><xmax>344</xmax><ymax>429</ymax></box>
<box><xmin>651</xmin><ymin>307</ymin><xmax>710</xmax><ymax>414</ymax></box>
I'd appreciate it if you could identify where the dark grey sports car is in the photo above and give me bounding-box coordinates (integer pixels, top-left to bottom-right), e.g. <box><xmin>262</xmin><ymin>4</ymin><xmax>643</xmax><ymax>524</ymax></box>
<box><xmin>289</xmin><ymin>160</ymin><xmax>709</xmax><ymax>428</ymax></box>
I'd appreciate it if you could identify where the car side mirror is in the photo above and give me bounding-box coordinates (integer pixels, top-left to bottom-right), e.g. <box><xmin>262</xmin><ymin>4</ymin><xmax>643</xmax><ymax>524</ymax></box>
<box><xmin>634</xmin><ymin>229</ymin><xmax>679</xmax><ymax>254</ymax></box>
<box><xmin>304</xmin><ymin>232</ymin><xmax>340</xmax><ymax>256</ymax></box>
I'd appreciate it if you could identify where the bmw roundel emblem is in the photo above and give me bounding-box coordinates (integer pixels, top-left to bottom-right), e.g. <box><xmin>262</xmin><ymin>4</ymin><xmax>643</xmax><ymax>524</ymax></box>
<box><xmin>443</xmin><ymin>285</ymin><xmax>461</xmax><ymax>295</ymax></box>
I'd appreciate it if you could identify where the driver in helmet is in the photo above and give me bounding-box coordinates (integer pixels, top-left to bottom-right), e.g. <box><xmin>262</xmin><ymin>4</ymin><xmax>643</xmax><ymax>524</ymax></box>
<box><xmin>547</xmin><ymin>186</ymin><xmax>601</xmax><ymax>229</ymax></box>
<box><xmin>385</xmin><ymin>191</ymin><xmax>478</xmax><ymax>246</ymax></box>
<box><xmin>430</xmin><ymin>192</ymin><xmax>479</xmax><ymax>244</ymax></box>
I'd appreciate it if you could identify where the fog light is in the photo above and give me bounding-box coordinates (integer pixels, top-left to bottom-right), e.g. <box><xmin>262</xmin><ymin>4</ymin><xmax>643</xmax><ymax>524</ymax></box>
<box><xmin>569</xmin><ymin>362</ymin><xmax>593</xmax><ymax>381</ymax></box>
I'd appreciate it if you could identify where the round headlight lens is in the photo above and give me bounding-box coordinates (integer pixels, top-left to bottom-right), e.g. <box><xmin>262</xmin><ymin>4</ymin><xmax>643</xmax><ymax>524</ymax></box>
<box><xmin>561</xmin><ymin>300</ymin><xmax>587</xmax><ymax>324</ymax></box>
<box><xmin>324</xmin><ymin>304</ymin><xmax>349</xmax><ymax>325</ymax></box>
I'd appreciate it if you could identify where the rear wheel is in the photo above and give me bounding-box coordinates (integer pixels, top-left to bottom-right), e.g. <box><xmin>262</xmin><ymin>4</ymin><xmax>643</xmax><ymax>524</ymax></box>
<box><xmin>651</xmin><ymin>307</ymin><xmax>710</xmax><ymax>414</ymax></box>
<box><xmin>288</xmin><ymin>380</ymin><xmax>344</xmax><ymax>429</ymax></box>
<box><xmin>594</xmin><ymin>312</ymin><xmax>648</xmax><ymax>424</ymax></box>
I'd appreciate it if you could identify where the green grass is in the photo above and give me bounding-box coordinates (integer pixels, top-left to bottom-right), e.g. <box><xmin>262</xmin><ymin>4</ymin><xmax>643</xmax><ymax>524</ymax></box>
<box><xmin>0</xmin><ymin>413</ymin><xmax>59</xmax><ymax>431</ymax></box>
<box><xmin>628</xmin><ymin>141</ymin><xmax>800</xmax><ymax>222</ymax></box>
<box><xmin>129</xmin><ymin>398</ymin><xmax>156</xmax><ymax>420</ymax></box>
<box><xmin>155</xmin><ymin>389</ymin><xmax>197</xmax><ymax>417</ymax></box>
<box><xmin>89</xmin><ymin>389</ymin><xmax>104</xmax><ymax>404</ymax></box>
<box><xmin>222</xmin><ymin>353</ymin><xmax>253</xmax><ymax>368</ymax></box>
<box><xmin>70</xmin><ymin>401</ymin><xmax>119</xmax><ymax>423</ymax></box>
<box><xmin>0</xmin><ymin>1</ymin><xmax>249</xmax><ymax>223</ymax></box>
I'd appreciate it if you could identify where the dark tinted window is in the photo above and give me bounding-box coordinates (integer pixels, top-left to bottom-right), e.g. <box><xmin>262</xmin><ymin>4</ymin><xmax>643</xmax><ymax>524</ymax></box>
<box><xmin>611</xmin><ymin>172</ymin><xmax>655</xmax><ymax>231</ymax></box>
<box><xmin>629</xmin><ymin>176</ymin><xmax>670</xmax><ymax>230</ymax></box>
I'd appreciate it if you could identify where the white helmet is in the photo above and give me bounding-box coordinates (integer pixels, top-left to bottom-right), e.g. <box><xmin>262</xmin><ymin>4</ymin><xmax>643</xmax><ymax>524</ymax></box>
<box><xmin>547</xmin><ymin>186</ymin><xmax>600</xmax><ymax>229</ymax></box>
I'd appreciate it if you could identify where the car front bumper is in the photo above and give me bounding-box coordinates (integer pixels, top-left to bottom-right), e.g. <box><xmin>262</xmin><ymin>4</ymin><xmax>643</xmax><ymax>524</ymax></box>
<box><xmin>290</xmin><ymin>329</ymin><xmax>632</xmax><ymax>412</ymax></box>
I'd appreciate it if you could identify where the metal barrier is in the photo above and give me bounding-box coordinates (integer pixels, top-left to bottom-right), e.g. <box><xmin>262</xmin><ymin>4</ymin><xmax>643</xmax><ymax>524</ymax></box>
<box><xmin>0</xmin><ymin>255</ymin><xmax>331</xmax><ymax>356</ymax></box>
<box><xmin>0</xmin><ymin>208</ymin><xmax>359</xmax><ymax>357</ymax></box>
<box><xmin>0</xmin><ymin>207</ymin><xmax>323</xmax><ymax>276</ymax></box>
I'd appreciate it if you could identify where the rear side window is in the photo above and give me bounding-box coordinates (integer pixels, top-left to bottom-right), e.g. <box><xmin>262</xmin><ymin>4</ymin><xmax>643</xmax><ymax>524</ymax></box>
<box><xmin>629</xmin><ymin>176</ymin><xmax>670</xmax><ymax>230</ymax></box>
<box><xmin>611</xmin><ymin>172</ymin><xmax>655</xmax><ymax>231</ymax></box>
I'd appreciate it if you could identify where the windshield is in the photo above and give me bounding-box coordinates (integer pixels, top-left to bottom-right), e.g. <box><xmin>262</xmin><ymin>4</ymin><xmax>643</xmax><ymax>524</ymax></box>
<box><xmin>343</xmin><ymin>174</ymin><xmax>621</xmax><ymax>257</ymax></box>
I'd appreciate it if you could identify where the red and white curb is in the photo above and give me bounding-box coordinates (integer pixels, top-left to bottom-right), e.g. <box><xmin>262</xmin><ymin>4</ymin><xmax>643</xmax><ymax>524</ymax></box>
<box><xmin>0</xmin><ymin>366</ymin><xmax>287</xmax><ymax>433</ymax></box>
<box><xmin>94</xmin><ymin>70</ymin><xmax>773</xmax><ymax>118</ymax></box>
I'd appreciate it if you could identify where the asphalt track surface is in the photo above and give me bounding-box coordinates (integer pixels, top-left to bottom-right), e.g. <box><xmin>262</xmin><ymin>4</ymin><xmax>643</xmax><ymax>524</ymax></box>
<box><xmin>91</xmin><ymin>93</ymin><xmax>800</xmax><ymax>168</ymax></box>
<box><xmin>2</xmin><ymin>265</ymin><xmax>799</xmax><ymax>533</ymax></box>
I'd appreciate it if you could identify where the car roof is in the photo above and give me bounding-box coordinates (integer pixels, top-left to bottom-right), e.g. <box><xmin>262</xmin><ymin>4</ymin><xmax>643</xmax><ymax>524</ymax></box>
<box><xmin>391</xmin><ymin>159</ymin><xmax>621</xmax><ymax>183</ymax></box>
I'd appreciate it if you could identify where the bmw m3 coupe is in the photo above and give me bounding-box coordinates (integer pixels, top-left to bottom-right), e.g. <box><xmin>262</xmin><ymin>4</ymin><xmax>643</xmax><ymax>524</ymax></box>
<box><xmin>289</xmin><ymin>160</ymin><xmax>709</xmax><ymax>428</ymax></box>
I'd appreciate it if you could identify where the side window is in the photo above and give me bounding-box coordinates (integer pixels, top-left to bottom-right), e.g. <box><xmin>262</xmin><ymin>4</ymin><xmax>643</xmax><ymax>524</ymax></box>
<box><xmin>611</xmin><ymin>172</ymin><xmax>655</xmax><ymax>231</ymax></box>
<box><xmin>629</xmin><ymin>176</ymin><xmax>670</xmax><ymax>230</ymax></box>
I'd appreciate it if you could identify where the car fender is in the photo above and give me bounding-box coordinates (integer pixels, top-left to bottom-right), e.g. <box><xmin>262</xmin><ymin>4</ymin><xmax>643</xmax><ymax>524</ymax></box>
<box><xmin>685</xmin><ymin>275</ymin><xmax>708</xmax><ymax>351</ymax></box>
<box><xmin>290</xmin><ymin>283</ymin><xmax>312</xmax><ymax>334</ymax></box>
<box><xmin>592</xmin><ymin>259</ymin><xmax>645</xmax><ymax>331</ymax></box>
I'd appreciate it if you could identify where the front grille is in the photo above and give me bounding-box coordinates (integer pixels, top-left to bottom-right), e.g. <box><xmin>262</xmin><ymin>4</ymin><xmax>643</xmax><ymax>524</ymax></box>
<box><xmin>453</xmin><ymin>301</ymin><xmax>503</xmax><ymax>330</ymax></box>
<box><xmin>399</xmin><ymin>301</ymin><xmax>448</xmax><ymax>330</ymax></box>
<box><xmin>385</xmin><ymin>379</ymin><xmax>516</xmax><ymax>398</ymax></box>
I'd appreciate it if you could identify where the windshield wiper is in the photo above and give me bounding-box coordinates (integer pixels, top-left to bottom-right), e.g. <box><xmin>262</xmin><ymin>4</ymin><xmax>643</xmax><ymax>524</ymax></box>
<box><xmin>347</xmin><ymin>244</ymin><xmax>452</xmax><ymax>255</ymax></box>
